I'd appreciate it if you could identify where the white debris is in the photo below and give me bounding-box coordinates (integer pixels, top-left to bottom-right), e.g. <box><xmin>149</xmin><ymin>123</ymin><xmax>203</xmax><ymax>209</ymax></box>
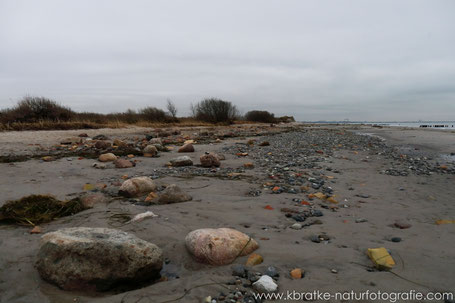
<box><xmin>130</xmin><ymin>211</ymin><xmax>158</xmax><ymax>223</ymax></box>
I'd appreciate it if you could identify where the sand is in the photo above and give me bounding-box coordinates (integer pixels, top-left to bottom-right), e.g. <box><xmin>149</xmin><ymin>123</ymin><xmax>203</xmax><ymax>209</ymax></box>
<box><xmin>0</xmin><ymin>124</ymin><xmax>454</xmax><ymax>303</ymax></box>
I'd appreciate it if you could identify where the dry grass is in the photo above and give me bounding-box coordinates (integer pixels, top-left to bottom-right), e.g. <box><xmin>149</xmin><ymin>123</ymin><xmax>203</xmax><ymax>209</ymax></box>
<box><xmin>0</xmin><ymin>118</ymin><xmax>246</xmax><ymax>131</ymax></box>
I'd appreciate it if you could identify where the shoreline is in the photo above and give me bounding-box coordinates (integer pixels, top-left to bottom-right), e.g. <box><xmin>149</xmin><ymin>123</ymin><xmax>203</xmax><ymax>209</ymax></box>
<box><xmin>0</xmin><ymin>124</ymin><xmax>454</xmax><ymax>303</ymax></box>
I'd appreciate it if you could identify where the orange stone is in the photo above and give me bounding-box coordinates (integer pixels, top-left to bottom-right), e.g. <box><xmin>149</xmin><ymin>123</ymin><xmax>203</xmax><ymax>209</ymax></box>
<box><xmin>30</xmin><ymin>226</ymin><xmax>42</xmax><ymax>234</ymax></box>
<box><xmin>246</xmin><ymin>253</ymin><xmax>263</xmax><ymax>266</ymax></box>
<box><xmin>145</xmin><ymin>192</ymin><xmax>158</xmax><ymax>202</ymax></box>
<box><xmin>290</xmin><ymin>268</ymin><xmax>303</xmax><ymax>279</ymax></box>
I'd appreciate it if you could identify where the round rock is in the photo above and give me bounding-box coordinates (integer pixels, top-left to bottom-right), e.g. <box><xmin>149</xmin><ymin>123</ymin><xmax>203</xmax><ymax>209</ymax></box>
<box><xmin>169</xmin><ymin>156</ymin><xmax>193</xmax><ymax>167</ymax></box>
<box><xmin>158</xmin><ymin>184</ymin><xmax>192</xmax><ymax>204</ymax></box>
<box><xmin>119</xmin><ymin>177</ymin><xmax>157</xmax><ymax>197</ymax></box>
<box><xmin>185</xmin><ymin>228</ymin><xmax>258</xmax><ymax>265</ymax></box>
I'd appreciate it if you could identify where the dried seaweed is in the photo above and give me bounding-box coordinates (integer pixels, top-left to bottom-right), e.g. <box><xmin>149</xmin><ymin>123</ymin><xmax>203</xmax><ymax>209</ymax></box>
<box><xmin>0</xmin><ymin>194</ymin><xmax>86</xmax><ymax>226</ymax></box>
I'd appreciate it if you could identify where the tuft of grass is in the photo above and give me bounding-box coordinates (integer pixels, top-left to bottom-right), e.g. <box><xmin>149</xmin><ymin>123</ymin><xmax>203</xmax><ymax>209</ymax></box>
<box><xmin>0</xmin><ymin>195</ymin><xmax>86</xmax><ymax>226</ymax></box>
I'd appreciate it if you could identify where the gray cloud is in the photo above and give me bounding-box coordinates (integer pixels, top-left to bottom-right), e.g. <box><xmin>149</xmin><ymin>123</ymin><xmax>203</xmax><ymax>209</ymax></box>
<box><xmin>1</xmin><ymin>0</ymin><xmax>454</xmax><ymax>121</ymax></box>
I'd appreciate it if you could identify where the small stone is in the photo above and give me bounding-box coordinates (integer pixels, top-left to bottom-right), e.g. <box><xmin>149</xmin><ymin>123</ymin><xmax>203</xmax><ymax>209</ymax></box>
<box><xmin>178</xmin><ymin>143</ymin><xmax>195</xmax><ymax>153</ymax></box>
<box><xmin>149</xmin><ymin>138</ymin><xmax>162</xmax><ymax>145</ymax></box>
<box><xmin>355</xmin><ymin>218</ymin><xmax>368</xmax><ymax>223</ymax></box>
<box><xmin>246</xmin><ymin>253</ymin><xmax>263</xmax><ymax>266</ymax></box>
<box><xmin>243</xmin><ymin>162</ymin><xmax>254</xmax><ymax>169</ymax></box>
<box><xmin>92</xmin><ymin>162</ymin><xmax>106</xmax><ymax>169</ymax></box>
<box><xmin>290</xmin><ymin>223</ymin><xmax>302</xmax><ymax>230</ymax></box>
<box><xmin>259</xmin><ymin>141</ymin><xmax>270</xmax><ymax>146</ymax></box>
<box><xmin>114</xmin><ymin>159</ymin><xmax>134</xmax><ymax>168</ymax></box>
<box><xmin>113</xmin><ymin>139</ymin><xmax>128</xmax><ymax>147</ymax></box>
<box><xmin>264</xmin><ymin>266</ymin><xmax>279</xmax><ymax>278</ymax></box>
<box><xmin>311</xmin><ymin>210</ymin><xmax>323</xmax><ymax>217</ymax></box>
<box><xmin>391</xmin><ymin>237</ymin><xmax>402</xmax><ymax>243</ymax></box>
<box><xmin>232</xmin><ymin>264</ymin><xmax>247</xmax><ymax>277</ymax></box>
<box><xmin>119</xmin><ymin>177</ymin><xmax>157</xmax><ymax>197</ymax></box>
<box><xmin>99</xmin><ymin>153</ymin><xmax>117</xmax><ymax>162</ymax></box>
<box><xmin>80</xmin><ymin>193</ymin><xmax>108</xmax><ymax>208</ymax></box>
<box><xmin>144</xmin><ymin>192</ymin><xmax>158</xmax><ymax>203</ymax></box>
<box><xmin>290</xmin><ymin>268</ymin><xmax>303</xmax><ymax>279</ymax></box>
<box><xmin>158</xmin><ymin>184</ymin><xmax>192</xmax><ymax>204</ymax></box>
<box><xmin>169</xmin><ymin>156</ymin><xmax>193</xmax><ymax>167</ymax></box>
<box><xmin>394</xmin><ymin>220</ymin><xmax>412</xmax><ymax>229</ymax></box>
<box><xmin>200</xmin><ymin>153</ymin><xmax>221</xmax><ymax>167</ymax></box>
<box><xmin>93</xmin><ymin>134</ymin><xmax>109</xmax><ymax>140</ymax></box>
<box><xmin>94</xmin><ymin>140</ymin><xmax>111</xmax><ymax>149</ymax></box>
<box><xmin>293</xmin><ymin>214</ymin><xmax>306</xmax><ymax>222</ymax></box>
<box><xmin>143</xmin><ymin>145</ymin><xmax>158</xmax><ymax>157</ymax></box>
<box><xmin>331</xmin><ymin>269</ymin><xmax>338</xmax><ymax>274</ymax></box>
<box><xmin>252</xmin><ymin>275</ymin><xmax>278</xmax><ymax>293</ymax></box>
<box><xmin>30</xmin><ymin>226</ymin><xmax>42</xmax><ymax>234</ymax></box>
<box><xmin>310</xmin><ymin>235</ymin><xmax>320</xmax><ymax>243</ymax></box>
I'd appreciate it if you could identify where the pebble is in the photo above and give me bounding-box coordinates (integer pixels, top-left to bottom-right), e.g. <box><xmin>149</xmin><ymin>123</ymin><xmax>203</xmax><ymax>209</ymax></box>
<box><xmin>310</xmin><ymin>235</ymin><xmax>320</xmax><ymax>243</ymax></box>
<box><xmin>290</xmin><ymin>223</ymin><xmax>302</xmax><ymax>230</ymax></box>
<box><xmin>355</xmin><ymin>218</ymin><xmax>368</xmax><ymax>223</ymax></box>
<box><xmin>252</xmin><ymin>275</ymin><xmax>278</xmax><ymax>293</ymax></box>
<box><xmin>232</xmin><ymin>264</ymin><xmax>247</xmax><ymax>277</ymax></box>
<box><xmin>394</xmin><ymin>220</ymin><xmax>412</xmax><ymax>229</ymax></box>
<box><xmin>391</xmin><ymin>237</ymin><xmax>402</xmax><ymax>243</ymax></box>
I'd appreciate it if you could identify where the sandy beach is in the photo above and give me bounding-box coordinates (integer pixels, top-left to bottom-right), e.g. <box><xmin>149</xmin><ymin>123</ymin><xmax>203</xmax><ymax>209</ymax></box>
<box><xmin>0</xmin><ymin>124</ymin><xmax>454</xmax><ymax>303</ymax></box>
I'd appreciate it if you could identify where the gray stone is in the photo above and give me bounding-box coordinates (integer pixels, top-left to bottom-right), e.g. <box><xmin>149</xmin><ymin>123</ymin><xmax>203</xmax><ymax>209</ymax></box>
<box><xmin>35</xmin><ymin>227</ymin><xmax>163</xmax><ymax>291</ymax></box>
<box><xmin>158</xmin><ymin>184</ymin><xmax>192</xmax><ymax>204</ymax></box>
<box><xmin>169</xmin><ymin>156</ymin><xmax>193</xmax><ymax>167</ymax></box>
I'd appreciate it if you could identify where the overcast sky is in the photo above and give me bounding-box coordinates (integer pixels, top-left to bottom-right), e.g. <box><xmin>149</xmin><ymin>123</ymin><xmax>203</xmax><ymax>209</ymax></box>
<box><xmin>1</xmin><ymin>0</ymin><xmax>454</xmax><ymax>121</ymax></box>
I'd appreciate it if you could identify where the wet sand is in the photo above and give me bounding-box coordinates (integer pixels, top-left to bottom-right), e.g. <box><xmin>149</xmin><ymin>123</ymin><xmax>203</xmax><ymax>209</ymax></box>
<box><xmin>0</xmin><ymin>124</ymin><xmax>454</xmax><ymax>303</ymax></box>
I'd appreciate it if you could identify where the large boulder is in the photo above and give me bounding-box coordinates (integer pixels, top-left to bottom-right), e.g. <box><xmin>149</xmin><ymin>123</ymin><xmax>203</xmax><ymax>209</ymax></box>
<box><xmin>200</xmin><ymin>153</ymin><xmax>220</xmax><ymax>167</ymax></box>
<box><xmin>169</xmin><ymin>156</ymin><xmax>193</xmax><ymax>167</ymax></box>
<box><xmin>119</xmin><ymin>177</ymin><xmax>157</xmax><ymax>197</ymax></box>
<box><xmin>158</xmin><ymin>184</ymin><xmax>192</xmax><ymax>204</ymax></box>
<box><xmin>143</xmin><ymin>145</ymin><xmax>158</xmax><ymax>157</ymax></box>
<box><xmin>185</xmin><ymin>228</ymin><xmax>258</xmax><ymax>265</ymax></box>
<box><xmin>178</xmin><ymin>143</ymin><xmax>195</xmax><ymax>153</ymax></box>
<box><xmin>99</xmin><ymin>153</ymin><xmax>117</xmax><ymax>162</ymax></box>
<box><xmin>35</xmin><ymin>227</ymin><xmax>163</xmax><ymax>291</ymax></box>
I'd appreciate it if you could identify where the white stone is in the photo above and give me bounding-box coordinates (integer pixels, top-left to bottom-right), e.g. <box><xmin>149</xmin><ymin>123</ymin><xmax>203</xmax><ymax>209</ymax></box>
<box><xmin>253</xmin><ymin>275</ymin><xmax>278</xmax><ymax>293</ymax></box>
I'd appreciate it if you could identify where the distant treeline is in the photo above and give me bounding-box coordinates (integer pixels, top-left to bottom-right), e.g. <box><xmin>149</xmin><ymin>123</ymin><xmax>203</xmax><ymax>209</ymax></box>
<box><xmin>0</xmin><ymin>96</ymin><xmax>294</xmax><ymax>130</ymax></box>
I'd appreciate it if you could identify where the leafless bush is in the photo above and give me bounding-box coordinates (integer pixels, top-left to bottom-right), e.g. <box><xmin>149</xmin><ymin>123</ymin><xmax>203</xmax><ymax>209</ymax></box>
<box><xmin>193</xmin><ymin>98</ymin><xmax>239</xmax><ymax>123</ymax></box>
<box><xmin>245</xmin><ymin>110</ymin><xmax>276</xmax><ymax>123</ymax></box>
<box><xmin>139</xmin><ymin>106</ymin><xmax>169</xmax><ymax>122</ymax></box>
<box><xmin>166</xmin><ymin>99</ymin><xmax>178</xmax><ymax>119</ymax></box>
<box><xmin>0</xmin><ymin>96</ymin><xmax>74</xmax><ymax>123</ymax></box>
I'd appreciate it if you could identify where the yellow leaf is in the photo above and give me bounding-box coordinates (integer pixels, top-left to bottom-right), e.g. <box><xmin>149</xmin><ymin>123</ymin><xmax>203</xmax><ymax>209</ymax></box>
<box><xmin>367</xmin><ymin>247</ymin><xmax>395</xmax><ymax>270</ymax></box>
<box><xmin>435</xmin><ymin>220</ymin><xmax>455</xmax><ymax>225</ymax></box>
<box><xmin>83</xmin><ymin>184</ymin><xmax>95</xmax><ymax>191</ymax></box>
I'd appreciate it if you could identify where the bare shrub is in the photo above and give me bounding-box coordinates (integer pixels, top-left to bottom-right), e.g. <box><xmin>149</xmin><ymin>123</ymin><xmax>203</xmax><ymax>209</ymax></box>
<box><xmin>245</xmin><ymin>110</ymin><xmax>276</xmax><ymax>123</ymax></box>
<box><xmin>0</xmin><ymin>96</ymin><xmax>74</xmax><ymax>123</ymax></box>
<box><xmin>193</xmin><ymin>98</ymin><xmax>239</xmax><ymax>123</ymax></box>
